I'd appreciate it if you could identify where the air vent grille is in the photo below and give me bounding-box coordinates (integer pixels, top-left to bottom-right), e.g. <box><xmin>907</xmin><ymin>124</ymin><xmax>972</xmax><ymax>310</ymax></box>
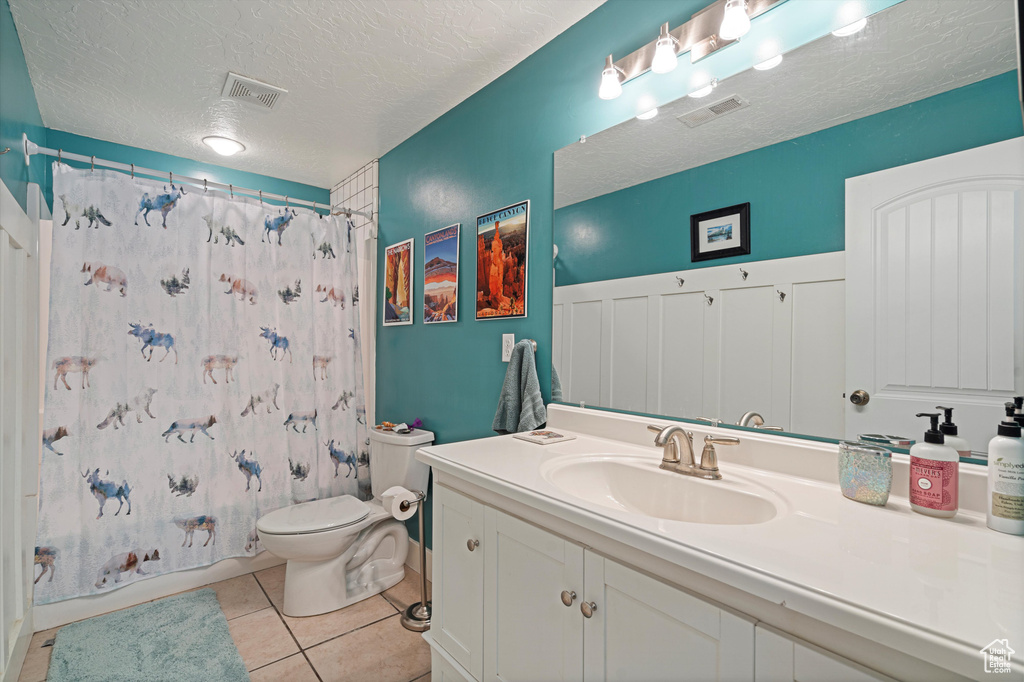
<box><xmin>677</xmin><ymin>95</ymin><xmax>749</xmax><ymax>128</ymax></box>
<box><xmin>221</xmin><ymin>72</ymin><xmax>288</xmax><ymax>110</ymax></box>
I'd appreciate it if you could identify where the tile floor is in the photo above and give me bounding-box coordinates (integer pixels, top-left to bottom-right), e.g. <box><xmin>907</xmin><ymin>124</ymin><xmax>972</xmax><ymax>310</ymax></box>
<box><xmin>19</xmin><ymin>566</ymin><xmax>432</xmax><ymax>682</ymax></box>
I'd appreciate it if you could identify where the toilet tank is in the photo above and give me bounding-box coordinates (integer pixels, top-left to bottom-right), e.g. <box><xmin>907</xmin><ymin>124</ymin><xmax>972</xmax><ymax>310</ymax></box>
<box><xmin>368</xmin><ymin>428</ymin><xmax>434</xmax><ymax>501</ymax></box>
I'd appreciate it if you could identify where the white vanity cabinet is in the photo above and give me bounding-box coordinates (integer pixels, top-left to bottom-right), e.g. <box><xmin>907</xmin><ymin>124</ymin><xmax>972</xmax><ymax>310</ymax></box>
<box><xmin>433</xmin><ymin>484</ymin><xmax>486</xmax><ymax>680</ymax></box>
<box><xmin>432</xmin><ymin>484</ymin><xmax>757</xmax><ymax>682</ymax></box>
<box><xmin>754</xmin><ymin>624</ymin><xmax>894</xmax><ymax>682</ymax></box>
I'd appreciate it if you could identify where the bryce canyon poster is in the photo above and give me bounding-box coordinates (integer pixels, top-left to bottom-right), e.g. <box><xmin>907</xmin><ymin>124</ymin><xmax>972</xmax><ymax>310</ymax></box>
<box><xmin>476</xmin><ymin>201</ymin><xmax>529</xmax><ymax>320</ymax></box>
<box><xmin>383</xmin><ymin>237</ymin><xmax>413</xmax><ymax>325</ymax></box>
<box><xmin>424</xmin><ymin>224</ymin><xmax>459</xmax><ymax>323</ymax></box>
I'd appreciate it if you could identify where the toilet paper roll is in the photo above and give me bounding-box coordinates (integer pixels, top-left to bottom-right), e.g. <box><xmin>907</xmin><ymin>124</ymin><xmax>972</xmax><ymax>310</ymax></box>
<box><xmin>381</xmin><ymin>485</ymin><xmax>418</xmax><ymax>521</ymax></box>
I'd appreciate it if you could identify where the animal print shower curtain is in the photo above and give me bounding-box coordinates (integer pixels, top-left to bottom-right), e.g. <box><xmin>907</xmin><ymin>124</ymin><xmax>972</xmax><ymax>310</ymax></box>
<box><xmin>35</xmin><ymin>163</ymin><xmax>368</xmax><ymax>604</ymax></box>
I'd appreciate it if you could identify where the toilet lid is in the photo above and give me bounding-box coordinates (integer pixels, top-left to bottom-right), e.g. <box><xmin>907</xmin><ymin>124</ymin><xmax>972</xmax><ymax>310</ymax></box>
<box><xmin>257</xmin><ymin>496</ymin><xmax>370</xmax><ymax>535</ymax></box>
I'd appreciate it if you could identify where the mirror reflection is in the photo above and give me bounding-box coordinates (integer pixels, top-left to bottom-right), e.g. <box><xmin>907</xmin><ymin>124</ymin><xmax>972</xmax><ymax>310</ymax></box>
<box><xmin>552</xmin><ymin>0</ymin><xmax>1022</xmax><ymax>456</ymax></box>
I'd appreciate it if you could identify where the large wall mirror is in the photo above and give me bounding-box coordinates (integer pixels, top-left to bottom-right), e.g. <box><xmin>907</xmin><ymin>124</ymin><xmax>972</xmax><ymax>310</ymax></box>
<box><xmin>552</xmin><ymin>0</ymin><xmax>1023</xmax><ymax>457</ymax></box>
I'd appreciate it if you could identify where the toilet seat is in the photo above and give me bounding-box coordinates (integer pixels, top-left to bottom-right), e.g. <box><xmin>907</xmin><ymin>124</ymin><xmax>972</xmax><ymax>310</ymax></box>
<box><xmin>258</xmin><ymin>495</ymin><xmax>370</xmax><ymax>535</ymax></box>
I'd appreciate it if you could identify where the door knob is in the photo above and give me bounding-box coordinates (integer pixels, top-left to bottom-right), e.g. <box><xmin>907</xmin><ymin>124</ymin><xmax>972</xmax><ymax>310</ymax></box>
<box><xmin>467</xmin><ymin>539</ymin><xmax>479</xmax><ymax>552</ymax></box>
<box><xmin>560</xmin><ymin>590</ymin><xmax>576</xmax><ymax>607</ymax></box>
<box><xmin>850</xmin><ymin>390</ymin><xmax>870</xmax><ymax>406</ymax></box>
<box><xmin>581</xmin><ymin>601</ymin><xmax>597</xmax><ymax>618</ymax></box>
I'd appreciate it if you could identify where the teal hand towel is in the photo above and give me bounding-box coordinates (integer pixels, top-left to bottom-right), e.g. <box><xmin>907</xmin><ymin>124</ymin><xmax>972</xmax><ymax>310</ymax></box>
<box><xmin>493</xmin><ymin>340</ymin><xmax>546</xmax><ymax>434</ymax></box>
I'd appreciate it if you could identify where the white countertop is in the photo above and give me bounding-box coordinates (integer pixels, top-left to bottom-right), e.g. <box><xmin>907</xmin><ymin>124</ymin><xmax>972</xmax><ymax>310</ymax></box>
<box><xmin>417</xmin><ymin>407</ymin><xmax>1023</xmax><ymax>679</ymax></box>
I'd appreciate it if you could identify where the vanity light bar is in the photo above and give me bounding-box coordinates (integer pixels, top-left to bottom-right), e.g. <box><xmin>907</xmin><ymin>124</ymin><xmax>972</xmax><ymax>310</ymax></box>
<box><xmin>611</xmin><ymin>0</ymin><xmax>788</xmax><ymax>85</ymax></box>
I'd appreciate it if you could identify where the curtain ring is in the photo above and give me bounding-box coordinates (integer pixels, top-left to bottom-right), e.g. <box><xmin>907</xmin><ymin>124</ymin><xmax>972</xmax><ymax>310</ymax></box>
<box><xmin>169</xmin><ymin>171</ymin><xmax>173</xmax><ymax>185</ymax></box>
<box><xmin>130</xmin><ymin>163</ymin><xmax>134</xmax><ymax>179</ymax></box>
<box><xmin>285</xmin><ymin>196</ymin><xmax>288</xmax><ymax>209</ymax></box>
<box><xmin>57</xmin><ymin>149</ymin><xmax>62</xmax><ymax>164</ymax></box>
<box><xmin>90</xmin><ymin>155</ymin><xmax>95</xmax><ymax>172</ymax></box>
<box><xmin>259</xmin><ymin>190</ymin><xmax>263</xmax><ymax>204</ymax></box>
<box><xmin>229</xmin><ymin>184</ymin><xmax>233</xmax><ymax>199</ymax></box>
<box><xmin>203</xmin><ymin>178</ymin><xmax>208</xmax><ymax>192</ymax></box>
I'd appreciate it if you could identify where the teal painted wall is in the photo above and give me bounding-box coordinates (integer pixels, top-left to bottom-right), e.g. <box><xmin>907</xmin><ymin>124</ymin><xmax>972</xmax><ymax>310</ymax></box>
<box><xmin>45</xmin><ymin>130</ymin><xmax>329</xmax><ymax>209</ymax></box>
<box><xmin>1</xmin><ymin>0</ymin><xmax>46</xmax><ymax>212</ymax></box>
<box><xmin>554</xmin><ymin>71</ymin><xmax>1024</xmax><ymax>286</ymax></box>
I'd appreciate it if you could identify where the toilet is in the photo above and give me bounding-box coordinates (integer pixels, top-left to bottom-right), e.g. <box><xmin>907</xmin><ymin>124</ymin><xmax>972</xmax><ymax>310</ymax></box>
<box><xmin>257</xmin><ymin>428</ymin><xmax>434</xmax><ymax>617</ymax></box>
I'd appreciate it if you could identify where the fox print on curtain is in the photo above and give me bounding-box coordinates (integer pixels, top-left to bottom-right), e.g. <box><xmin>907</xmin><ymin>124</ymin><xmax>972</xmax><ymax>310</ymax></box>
<box><xmin>36</xmin><ymin>164</ymin><xmax>368</xmax><ymax>604</ymax></box>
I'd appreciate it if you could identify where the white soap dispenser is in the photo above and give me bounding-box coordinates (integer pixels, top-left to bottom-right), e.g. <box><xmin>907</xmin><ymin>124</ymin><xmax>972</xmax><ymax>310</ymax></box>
<box><xmin>987</xmin><ymin>402</ymin><xmax>1024</xmax><ymax>535</ymax></box>
<box><xmin>909</xmin><ymin>412</ymin><xmax>959</xmax><ymax>518</ymax></box>
<box><xmin>935</xmin><ymin>405</ymin><xmax>970</xmax><ymax>460</ymax></box>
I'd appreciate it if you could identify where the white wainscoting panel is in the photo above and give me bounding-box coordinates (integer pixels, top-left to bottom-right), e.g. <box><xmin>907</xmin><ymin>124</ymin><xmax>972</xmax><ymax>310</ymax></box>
<box><xmin>553</xmin><ymin>253</ymin><xmax>845</xmax><ymax>432</ymax></box>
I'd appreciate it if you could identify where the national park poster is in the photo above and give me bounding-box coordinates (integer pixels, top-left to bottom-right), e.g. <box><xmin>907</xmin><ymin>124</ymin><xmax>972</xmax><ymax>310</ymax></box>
<box><xmin>424</xmin><ymin>224</ymin><xmax>460</xmax><ymax>323</ymax></box>
<box><xmin>383</xmin><ymin>237</ymin><xmax>414</xmax><ymax>325</ymax></box>
<box><xmin>476</xmin><ymin>200</ymin><xmax>529</xmax><ymax>320</ymax></box>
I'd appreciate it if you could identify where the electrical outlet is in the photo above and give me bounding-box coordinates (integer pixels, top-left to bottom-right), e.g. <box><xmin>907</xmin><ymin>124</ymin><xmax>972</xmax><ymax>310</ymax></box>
<box><xmin>502</xmin><ymin>334</ymin><xmax>515</xmax><ymax>362</ymax></box>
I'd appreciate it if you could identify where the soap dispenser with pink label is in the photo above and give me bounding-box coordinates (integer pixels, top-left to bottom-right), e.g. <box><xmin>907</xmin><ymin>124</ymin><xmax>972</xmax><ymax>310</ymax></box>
<box><xmin>909</xmin><ymin>412</ymin><xmax>959</xmax><ymax>518</ymax></box>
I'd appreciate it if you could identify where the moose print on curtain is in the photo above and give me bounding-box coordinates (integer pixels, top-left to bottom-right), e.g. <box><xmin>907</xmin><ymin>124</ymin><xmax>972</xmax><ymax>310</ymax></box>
<box><xmin>36</xmin><ymin>164</ymin><xmax>368</xmax><ymax>604</ymax></box>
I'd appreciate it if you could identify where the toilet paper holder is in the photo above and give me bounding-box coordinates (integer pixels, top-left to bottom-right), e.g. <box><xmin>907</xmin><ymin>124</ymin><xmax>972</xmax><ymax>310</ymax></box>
<box><xmin>398</xmin><ymin>489</ymin><xmax>431</xmax><ymax>633</ymax></box>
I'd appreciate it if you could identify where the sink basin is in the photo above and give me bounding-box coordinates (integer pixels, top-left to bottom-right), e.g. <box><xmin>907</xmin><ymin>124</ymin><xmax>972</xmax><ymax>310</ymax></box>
<box><xmin>541</xmin><ymin>454</ymin><xmax>780</xmax><ymax>525</ymax></box>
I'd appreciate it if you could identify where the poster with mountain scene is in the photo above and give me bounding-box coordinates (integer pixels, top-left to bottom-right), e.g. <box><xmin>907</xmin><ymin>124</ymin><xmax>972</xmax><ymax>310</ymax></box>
<box><xmin>424</xmin><ymin>224</ymin><xmax>459</xmax><ymax>323</ymax></box>
<box><xmin>476</xmin><ymin>200</ymin><xmax>529</xmax><ymax>320</ymax></box>
<box><xmin>383</xmin><ymin>237</ymin><xmax>413</xmax><ymax>325</ymax></box>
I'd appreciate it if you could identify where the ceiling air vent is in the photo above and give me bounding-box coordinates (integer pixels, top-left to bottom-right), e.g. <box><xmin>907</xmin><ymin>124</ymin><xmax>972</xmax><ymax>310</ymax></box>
<box><xmin>221</xmin><ymin>72</ymin><xmax>288</xmax><ymax>110</ymax></box>
<box><xmin>677</xmin><ymin>95</ymin><xmax>750</xmax><ymax>128</ymax></box>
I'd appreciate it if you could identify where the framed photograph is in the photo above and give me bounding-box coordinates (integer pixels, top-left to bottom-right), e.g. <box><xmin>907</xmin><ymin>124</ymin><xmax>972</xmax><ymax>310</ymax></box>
<box><xmin>423</xmin><ymin>224</ymin><xmax>460</xmax><ymax>323</ymax></box>
<box><xmin>383</xmin><ymin>237</ymin><xmax>414</xmax><ymax>326</ymax></box>
<box><xmin>690</xmin><ymin>202</ymin><xmax>750</xmax><ymax>262</ymax></box>
<box><xmin>476</xmin><ymin>200</ymin><xmax>529</xmax><ymax>320</ymax></box>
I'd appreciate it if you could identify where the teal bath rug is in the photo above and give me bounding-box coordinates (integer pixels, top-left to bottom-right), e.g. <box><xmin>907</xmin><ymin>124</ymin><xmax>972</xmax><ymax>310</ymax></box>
<box><xmin>47</xmin><ymin>588</ymin><xmax>249</xmax><ymax>681</ymax></box>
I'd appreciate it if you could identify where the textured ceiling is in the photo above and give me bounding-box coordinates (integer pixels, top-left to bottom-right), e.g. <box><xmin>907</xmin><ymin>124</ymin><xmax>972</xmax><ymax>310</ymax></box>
<box><xmin>555</xmin><ymin>0</ymin><xmax>1018</xmax><ymax>209</ymax></box>
<box><xmin>10</xmin><ymin>0</ymin><xmax>603</xmax><ymax>189</ymax></box>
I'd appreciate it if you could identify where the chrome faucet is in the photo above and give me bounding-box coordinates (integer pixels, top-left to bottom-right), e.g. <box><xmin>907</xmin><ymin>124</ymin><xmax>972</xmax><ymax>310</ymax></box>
<box><xmin>648</xmin><ymin>424</ymin><xmax>737</xmax><ymax>480</ymax></box>
<box><xmin>736</xmin><ymin>411</ymin><xmax>784</xmax><ymax>431</ymax></box>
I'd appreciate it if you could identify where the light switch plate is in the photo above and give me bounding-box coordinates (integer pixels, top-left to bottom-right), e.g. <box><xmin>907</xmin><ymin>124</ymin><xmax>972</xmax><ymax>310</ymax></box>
<box><xmin>502</xmin><ymin>334</ymin><xmax>515</xmax><ymax>362</ymax></box>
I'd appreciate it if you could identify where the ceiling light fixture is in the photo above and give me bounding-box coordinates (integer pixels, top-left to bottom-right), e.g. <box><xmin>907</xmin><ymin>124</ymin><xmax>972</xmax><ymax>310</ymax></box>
<box><xmin>832</xmin><ymin>17</ymin><xmax>867</xmax><ymax>37</ymax></box>
<box><xmin>688</xmin><ymin>78</ymin><xmax>719</xmax><ymax>98</ymax></box>
<box><xmin>753</xmin><ymin>54</ymin><xmax>783</xmax><ymax>70</ymax></box>
<box><xmin>598</xmin><ymin>55</ymin><xmax>625</xmax><ymax>100</ymax></box>
<box><xmin>203</xmin><ymin>136</ymin><xmax>245</xmax><ymax>156</ymax></box>
<box><xmin>651</xmin><ymin>23</ymin><xmax>680</xmax><ymax>74</ymax></box>
<box><xmin>719</xmin><ymin>0</ymin><xmax>751</xmax><ymax>41</ymax></box>
<box><xmin>636</xmin><ymin>108</ymin><xmax>659</xmax><ymax>120</ymax></box>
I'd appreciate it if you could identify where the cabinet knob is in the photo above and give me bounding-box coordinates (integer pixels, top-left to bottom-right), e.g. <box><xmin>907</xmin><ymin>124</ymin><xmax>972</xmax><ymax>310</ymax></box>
<box><xmin>581</xmin><ymin>601</ymin><xmax>597</xmax><ymax>618</ymax></box>
<box><xmin>560</xmin><ymin>590</ymin><xmax>576</xmax><ymax>607</ymax></box>
<box><xmin>467</xmin><ymin>539</ymin><xmax>479</xmax><ymax>552</ymax></box>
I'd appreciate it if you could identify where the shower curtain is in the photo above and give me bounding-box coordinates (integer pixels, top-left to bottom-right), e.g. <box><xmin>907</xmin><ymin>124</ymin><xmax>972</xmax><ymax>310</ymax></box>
<box><xmin>35</xmin><ymin>163</ymin><xmax>368</xmax><ymax>604</ymax></box>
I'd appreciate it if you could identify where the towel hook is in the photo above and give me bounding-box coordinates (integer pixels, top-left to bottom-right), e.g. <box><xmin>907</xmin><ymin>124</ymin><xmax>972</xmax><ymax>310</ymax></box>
<box><xmin>777</xmin><ymin>290</ymin><xmax>786</xmax><ymax>302</ymax></box>
<box><xmin>739</xmin><ymin>268</ymin><xmax>748</xmax><ymax>280</ymax></box>
<box><xmin>675</xmin><ymin>276</ymin><xmax>685</xmax><ymax>287</ymax></box>
<box><xmin>705</xmin><ymin>293</ymin><xmax>714</xmax><ymax>306</ymax></box>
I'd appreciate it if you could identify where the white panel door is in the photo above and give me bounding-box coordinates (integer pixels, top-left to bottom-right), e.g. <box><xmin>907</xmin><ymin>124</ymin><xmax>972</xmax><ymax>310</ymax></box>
<box><xmin>846</xmin><ymin>137</ymin><xmax>1024</xmax><ymax>447</ymax></box>
<box><xmin>583</xmin><ymin>553</ymin><xmax>754</xmax><ymax>681</ymax></box>
<box><xmin>754</xmin><ymin>624</ymin><xmax>895</xmax><ymax>682</ymax></box>
<box><xmin>484</xmin><ymin>509</ymin><xmax>584</xmax><ymax>682</ymax></box>
<box><xmin>718</xmin><ymin>286</ymin><xmax>775</xmax><ymax>425</ymax></box>
<box><xmin>433</xmin><ymin>485</ymin><xmax>485</xmax><ymax>681</ymax></box>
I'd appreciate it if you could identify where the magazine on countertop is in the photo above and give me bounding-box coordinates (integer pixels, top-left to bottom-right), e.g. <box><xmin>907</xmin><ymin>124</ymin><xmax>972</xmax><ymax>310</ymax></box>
<box><xmin>512</xmin><ymin>429</ymin><xmax>577</xmax><ymax>445</ymax></box>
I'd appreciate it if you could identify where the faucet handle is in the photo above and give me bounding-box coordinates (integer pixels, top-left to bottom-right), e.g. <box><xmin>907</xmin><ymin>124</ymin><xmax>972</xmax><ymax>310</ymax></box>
<box><xmin>705</xmin><ymin>435</ymin><xmax>740</xmax><ymax>446</ymax></box>
<box><xmin>700</xmin><ymin>435</ymin><xmax>738</xmax><ymax>474</ymax></box>
<box><xmin>696</xmin><ymin>416</ymin><xmax>722</xmax><ymax>427</ymax></box>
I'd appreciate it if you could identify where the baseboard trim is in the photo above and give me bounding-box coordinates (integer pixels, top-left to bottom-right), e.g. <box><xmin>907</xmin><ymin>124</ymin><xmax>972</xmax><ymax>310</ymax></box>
<box><xmin>33</xmin><ymin>552</ymin><xmax>285</xmax><ymax>631</ymax></box>
<box><xmin>405</xmin><ymin>538</ymin><xmax>432</xmax><ymax>583</ymax></box>
<box><xmin>3</xmin><ymin>608</ymin><xmax>33</xmax><ymax>682</ymax></box>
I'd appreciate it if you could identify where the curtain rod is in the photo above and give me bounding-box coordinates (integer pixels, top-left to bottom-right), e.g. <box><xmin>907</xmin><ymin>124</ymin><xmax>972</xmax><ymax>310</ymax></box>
<box><xmin>22</xmin><ymin>133</ymin><xmax>372</xmax><ymax>220</ymax></box>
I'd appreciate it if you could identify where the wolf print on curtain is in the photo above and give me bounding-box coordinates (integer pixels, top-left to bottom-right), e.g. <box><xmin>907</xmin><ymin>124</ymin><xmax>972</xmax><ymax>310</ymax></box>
<box><xmin>36</xmin><ymin>164</ymin><xmax>368</xmax><ymax>604</ymax></box>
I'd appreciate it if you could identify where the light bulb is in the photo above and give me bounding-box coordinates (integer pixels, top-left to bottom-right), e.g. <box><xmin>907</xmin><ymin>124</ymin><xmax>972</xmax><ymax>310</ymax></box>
<box><xmin>688</xmin><ymin>79</ymin><xmax>717</xmax><ymax>98</ymax></box>
<box><xmin>719</xmin><ymin>0</ymin><xmax>751</xmax><ymax>41</ymax></box>
<box><xmin>832</xmin><ymin>17</ymin><xmax>867</xmax><ymax>37</ymax></box>
<box><xmin>203</xmin><ymin>136</ymin><xmax>245</xmax><ymax>156</ymax></box>
<box><xmin>636</xmin><ymin>108</ymin><xmax>658</xmax><ymax>120</ymax></box>
<box><xmin>598</xmin><ymin>55</ymin><xmax>623</xmax><ymax>100</ymax></box>
<box><xmin>753</xmin><ymin>54</ymin><xmax>782</xmax><ymax>71</ymax></box>
<box><xmin>651</xmin><ymin>23</ymin><xmax>678</xmax><ymax>74</ymax></box>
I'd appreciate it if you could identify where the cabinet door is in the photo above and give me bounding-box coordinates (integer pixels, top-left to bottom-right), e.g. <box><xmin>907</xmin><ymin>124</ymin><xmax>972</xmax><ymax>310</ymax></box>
<box><xmin>583</xmin><ymin>553</ymin><xmax>755</xmax><ymax>682</ymax></box>
<box><xmin>484</xmin><ymin>508</ymin><xmax>584</xmax><ymax>681</ymax></box>
<box><xmin>433</xmin><ymin>485</ymin><xmax>485</xmax><ymax>680</ymax></box>
<box><xmin>754</xmin><ymin>624</ymin><xmax>895</xmax><ymax>682</ymax></box>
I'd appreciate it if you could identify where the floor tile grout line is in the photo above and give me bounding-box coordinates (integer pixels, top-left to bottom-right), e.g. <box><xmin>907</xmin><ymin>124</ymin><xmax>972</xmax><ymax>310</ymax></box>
<box><xmin>252</xmin><ymin>572</ymin><xmax>326</xmax><ymax>682</ymax></box>
<box><xmin>300</xmin><ymin>611</ymin><xmax>406</xmax><ymax>653</ymax></box>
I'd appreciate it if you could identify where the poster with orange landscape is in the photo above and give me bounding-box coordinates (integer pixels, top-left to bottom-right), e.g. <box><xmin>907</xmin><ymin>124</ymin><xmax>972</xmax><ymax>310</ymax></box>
<box><xmin>383</xmin><ymin>237</ymin><xmax>413</xmax><ymax>325</ymax></box>
<box><xmin>476</xmin><ymin>200</ymin><xmax>529</xmax><ymax>320</ymax></box>
<box><xmin>424</xmin><ymin>224</ymin><xmax>459</xmax><ymax>323</ymax></box>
